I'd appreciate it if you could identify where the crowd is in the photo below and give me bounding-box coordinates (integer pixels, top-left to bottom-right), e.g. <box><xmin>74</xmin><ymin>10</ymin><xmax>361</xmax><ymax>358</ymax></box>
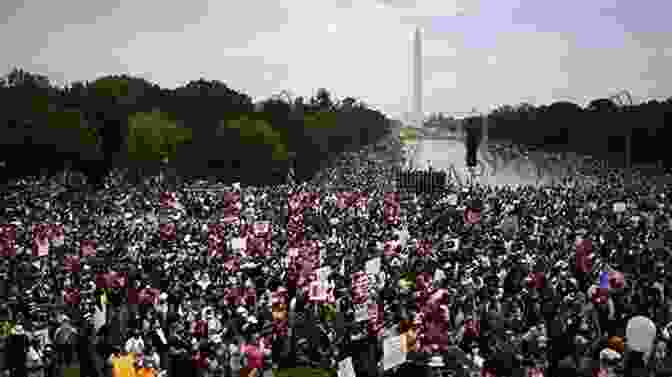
<box><xmin>0</xmin><ymin>134</ymin><xmax>672</xmax><ymax>377</ymax></box>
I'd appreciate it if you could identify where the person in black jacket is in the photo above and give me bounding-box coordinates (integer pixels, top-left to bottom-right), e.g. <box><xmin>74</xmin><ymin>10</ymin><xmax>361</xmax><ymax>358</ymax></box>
<box><xmin>7</xmin><ymin>323</ymin><xmax>28</xmax><ymax>377</ymax></box>
<box><xmin>546</xmin><ymin>307</ymin><xmax>582</xmax><ymax>377</ymax></box>
<box><xmin>78</xmin><ymin>322</ymin><xmax>104</xmax><ymax>377</ymax></box>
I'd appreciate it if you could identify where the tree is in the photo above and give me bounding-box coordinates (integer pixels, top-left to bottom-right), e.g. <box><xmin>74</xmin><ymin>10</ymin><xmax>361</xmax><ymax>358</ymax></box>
<box><xmin>311</xmin><ymin>88</ymin><xmax>334</xmax><ymax>112</ymax></box>
<box><xmin>587</xmin><ymin>98</ymin><xmax>618</xmax><ymax>113</ymax></box>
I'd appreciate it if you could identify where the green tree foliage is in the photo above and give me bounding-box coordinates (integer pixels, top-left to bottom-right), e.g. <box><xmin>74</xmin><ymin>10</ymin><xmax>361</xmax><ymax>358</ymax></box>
<box><xmin>222</xmin><ymin>116</ymin><xmax>288</xmax><ymax>162</ymax></box>
<box><xmin>4</xmin><ymin>66</ymin><xmax>670</xmax><ymax>185</ymax></box>
<box><xmin>127</xmin><ymin>109</ymin><xmax>192</xmax><ymax>162</ymax></box>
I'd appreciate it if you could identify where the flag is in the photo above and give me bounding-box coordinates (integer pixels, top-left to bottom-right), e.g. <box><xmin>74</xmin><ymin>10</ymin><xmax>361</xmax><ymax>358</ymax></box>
<box><xmin>464</xmin><ymin>208</ymin><xmax>482</xmax><ymax>225</ymax></box>
<box><xmin>308</xmin><ymin>280</ymin><xmax>328</xmax><ymax>302</ymax></box>
<box><xmin>208</xmin><ymin>224</ymin><xmax>226</xmax><ymax>257</ymax></box>
<box><xmin>223</xmin><ymin>256</ymin><xmax>240</xmax><ymax>273</ymax></box>
<box><xmin>383</xmin><ymin>240</ymin><xmax>401</xmax><ymax>257</ymax></box>
<box><xmin>288</xmin><ymin>192</ymin><xmax>304</xmax><ymax>213</ymax></box>
<box><xmin>49</xmin><ymin>224</ymin><xmax>65</xmax><ymax>247</ymax></box>
<box><xmin>600</xmin><ymin>271</ymin><xmax>610</xmax><ymax>289</ymax></box>
<box><xmin>528</xmin><ymin>368</ymin><xmax>544</xmax><ymax>377</ymax></box>
<box><xmin>384</xmin><ymin>192</ymin><xmax>400</xmax><ymax>225</ymax></box>
<box><xmin>590</xmin><ymin>286</ymin><xmax>609</xmax><ymax>305</ymax></box>
<box><xmin>368</xmin><ymin>303</ymin><xmax>383</xmax><ymax>337</ymax></box>
<box><xmin>231</xmin><ymin>237</ymin><xmax>247</xmax><ymax>252</ymax></box>
<box><xmin>63</xmin><ymin>288</ymin><xmax>81</xmax><ymax>305</ymax></box>
<box><xmin>335</xmin><ymin>192</ymin><xmax>354</xmax><ymax>210</ymax></box>
<box><xmin>576</xmin><ymin>238</ymin><xmax>593</xmax><ymax>273</ymax></box>
<box><xmin>252</xmin><ymin>221</ymin><xmax>271</xmax><ymax>237</ymax></box>
<box><xmin>80</xmin><ymin>240</ymin><xmax>97</xmax><ymax>257</ymax></box>
<box><xmin>0</xmin><ymin>224</ymin><xmax>17</xmax><ymax>258</ymax></box>
<box><xmin>351</xmin><ymin>271</ymin><xmax>369</xmax><ymax>304</ymax></box>
<box><xmin>63</xmin><ymin>255</ymin><xmax>81</xmax><ymax>273</ymax></box>
<box><xmin>160</xmin><ymin>191</ymin><xmax>184</xmax><ymax>211</ymax></box>
<box><xmin>416</xmin><ymin>239</ymin><xmax>433</xmax><ymax>257</ymax></box>
<box><xmin>159</xmin><ymin>222</ymin><xmax>176</xmax><ymax>241</ymax></box>
<box><xmin>138</xmin><ymin>288</ymin><xmax>161</xmax><ymax>305</ymax></box>
<box><xmin>245</xmin><ymin>235</ymin><xmax>269</xmax><ymax>257</ymax></box>
<box><xmin>32</xmin><ymin>224</ymin><xmax>49</xmax><ymax>257</ymax></box>
<box><xmin>106</xmin><ymin>271</ymin><xmax>126</xmax><ymax>288</ymax></box>
<box><xmin>222</xmin><ymin>192</ymin><xmax>241</xmax><ymax>224</ymax></box>
<box><xmin>608</xmin><ymin>270</ymin><xmax>625</xmax><ymax>289</ymax></box>
<box><xmin>481</xmin><ymin>368</ymin><xmax>496</xmax><ymax>377</ymax></box>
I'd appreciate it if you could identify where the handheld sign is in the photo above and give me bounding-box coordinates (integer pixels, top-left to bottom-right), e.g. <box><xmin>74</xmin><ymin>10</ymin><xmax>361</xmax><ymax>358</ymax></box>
<box><xmin>613</xmin><ymin>202</ymin><xmax>626</xmax><ymax>213</ymax></box>
<box><xmin>626</xmin><ymin>315</ymin><xmax>656</xmax><ymax>354</ymax></box>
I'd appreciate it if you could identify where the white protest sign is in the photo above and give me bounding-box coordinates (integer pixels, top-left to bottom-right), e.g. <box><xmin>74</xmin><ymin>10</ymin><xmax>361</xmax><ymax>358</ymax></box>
<box><xmin>338</xmin><ymin>357</ymin><xmax>356</xmax><ymax>377</ymax></box>
<box><xmin>309</xmin><ymin>281</ymin><xmax>328</xmax><ymax>302</ymax></box>
<box><xmin>231</xmin><ymin>237</ymin><xmax>247</xmax><ymax>252</ymax></box>
<box><xmin>382</xmin><ymin>335</ymin><xmax>406</xmax><ymax>370</ymax></box>
<box><xmin>317</xmin><ymin>266</ymin><xmax>331</xmax><ymax>285</ymax></box>
<box><xmin>354</xmin><ymin>303</ymin><xmax>369</xmax><ymax>322</ymax></box>
<box><xmin>447</xmin><ymin>194</ymin><xmax>458</xmax><ymax>206</ymax></box>
<box><xmin>365</xmin><ymin>257</ymin><xmax>381</xmax><ymax>276</ymax></box>
<box><xmin>626</xmin><ymin>315</ymin><xmax>656</xmax><ymax>354</ymax></box>
<box><xmin>613</xmin><ymin>202</ymin><xmax>626</xmax><ymax>213</ymax></box>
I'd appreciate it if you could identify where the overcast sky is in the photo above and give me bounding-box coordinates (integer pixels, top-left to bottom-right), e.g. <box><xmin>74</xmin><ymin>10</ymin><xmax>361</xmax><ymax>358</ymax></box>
<box><xmin>1</xmin><ymin>0</ymin><xmax>670</xmax><ymax>119</ymax></box>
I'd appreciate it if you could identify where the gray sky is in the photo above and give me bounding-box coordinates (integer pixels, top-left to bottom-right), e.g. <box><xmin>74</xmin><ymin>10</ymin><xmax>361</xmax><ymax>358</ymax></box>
<box><xmin>1</xmin><ymin>0</ymin><xmax>670</xmax><ymax>118</ymax></box>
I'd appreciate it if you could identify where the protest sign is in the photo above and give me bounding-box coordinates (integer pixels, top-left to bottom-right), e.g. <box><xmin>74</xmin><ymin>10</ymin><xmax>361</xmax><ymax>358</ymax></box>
<box><xmin>338</xmin><ymin>357</ymin><xmax>356</xmax><ymax>377</ymax></box>
<box><xmin>382</xmin><ymin>335</ymin><xmax>406</xmax><ymax>370</ymax></box>
<box><xmin>354</xmin><ymin>303</ymin><xmax>369</xmax><ymax>322</ymax></box>
<box><xmin>613</xmin><ymin>202</ymin><xmax>626</xmax><ymax>213</ymax></box>
<box><xmin>626</xmin><ymin>316</ymin><xmax>656</xmax><ymax>354</ymax></box>
<box><xmin>231</xmin><ymin>237</ymin><xmax>247</xmax><ymax>252</ymax></box>
<box><xmin>365</xmin><ymin>257</ymin><xmax>381</xmax><ymax>276</ymax></box>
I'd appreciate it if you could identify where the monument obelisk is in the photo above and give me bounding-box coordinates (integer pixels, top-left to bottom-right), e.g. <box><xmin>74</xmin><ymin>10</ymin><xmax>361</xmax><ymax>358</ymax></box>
<box><xmin>413</xmin><ymin>27</ymin><xmax>423</xmax><ymax>130</ymax></box>
<box><xmin>410</xmin><ymin>27</ymin><xmax>423</xmax><ymax>169</ymax></box>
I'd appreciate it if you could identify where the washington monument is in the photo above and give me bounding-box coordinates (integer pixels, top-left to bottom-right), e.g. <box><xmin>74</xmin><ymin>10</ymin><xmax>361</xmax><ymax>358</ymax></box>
<box><xmin>413</xmin><ymin>27</ymin><xmax>423</xmax><ymax>129</ymax></box>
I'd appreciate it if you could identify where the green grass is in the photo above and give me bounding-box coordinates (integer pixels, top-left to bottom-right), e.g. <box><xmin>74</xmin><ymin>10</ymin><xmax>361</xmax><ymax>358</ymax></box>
<box><xmin>63</xmin><ymin>365</ymin><xmax>80</xmax><ymax>377</ymax></box>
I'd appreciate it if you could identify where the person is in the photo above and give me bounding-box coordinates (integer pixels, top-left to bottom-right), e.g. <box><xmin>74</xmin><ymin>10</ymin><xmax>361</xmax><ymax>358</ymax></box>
<box><xmin>26</xmin><ymin>334</ymin><xmax>45</xmax><ymax>377</ymax></box>
<box><xmin>78</xmin><ymin>321</ymin><xmax>104</xmax><ymax>377</ymax></box>
<box><xmin>7</xmin><ymin>323</ymin><xmax>29</xmax><ymax>377</ymax></box>
<box><xmin>136</xmin><ymin>343</ymin><xmax>160</xmax><ymax>377</ymax></box>
<box><xmin>108</xmin><ymin>345</ymin><xmax>137</xmax><ymax>377</ymax></box>
<box><xmin>228</xmin><ymin>335</ymin><xmax>244</xmax><ymax>377</ymax></box>
<box><xmin>53</xmin><ymin>314</ymin><xmax>77</xmax><ymax>368</ymax></box>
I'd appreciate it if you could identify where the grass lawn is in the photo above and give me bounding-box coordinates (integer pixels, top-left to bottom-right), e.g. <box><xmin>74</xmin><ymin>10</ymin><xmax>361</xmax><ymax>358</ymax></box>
<box><xmin>63</xmin><ymin>365</ymin><xmax>80</xmax><ymax>377</ymax></box>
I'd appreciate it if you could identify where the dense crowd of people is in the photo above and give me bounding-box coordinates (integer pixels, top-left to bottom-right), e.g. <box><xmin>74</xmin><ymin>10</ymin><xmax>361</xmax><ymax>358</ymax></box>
<box><xmin>1</xmin><ymin>135</ymin><xmax>672</xmax><ymax>377</ymax></box>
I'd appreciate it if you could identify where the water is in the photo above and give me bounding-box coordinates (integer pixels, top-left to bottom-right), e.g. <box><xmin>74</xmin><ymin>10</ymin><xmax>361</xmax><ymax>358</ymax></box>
<box><xmin>411</xmin><ymin>138</ymin><xmax>561</xmax><ymax>187</ymax></box>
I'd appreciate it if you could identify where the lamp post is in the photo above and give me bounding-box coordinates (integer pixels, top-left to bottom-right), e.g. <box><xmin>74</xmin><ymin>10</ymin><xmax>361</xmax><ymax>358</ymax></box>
<box><xmin>609</xmin><ymin>90</ymin><xmax>633</xmax><ymax>170</ymax></box>
<box><xmin>161</xmin><ymin>157</ymin><xmax>168</xmax><ymax>189</ymax></box>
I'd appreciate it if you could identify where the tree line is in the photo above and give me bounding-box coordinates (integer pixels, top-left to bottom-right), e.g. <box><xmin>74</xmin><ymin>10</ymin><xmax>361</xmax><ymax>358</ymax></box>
<box><xmin>0</xmin><ymin>68</ymin><xmax>392</xmax><ymax>187</ymax></box>
<box><xmin>428</xmin><ymin>96</ymin><xmax>672</xmax><ymax>170</ymax></box>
